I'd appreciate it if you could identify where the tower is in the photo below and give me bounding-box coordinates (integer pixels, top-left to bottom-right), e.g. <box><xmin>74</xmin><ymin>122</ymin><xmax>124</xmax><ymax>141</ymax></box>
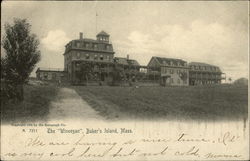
<box><xmin>96</xmin><ymin>31</ymin><xmax>110</xmax><ymax>43</ymax></box>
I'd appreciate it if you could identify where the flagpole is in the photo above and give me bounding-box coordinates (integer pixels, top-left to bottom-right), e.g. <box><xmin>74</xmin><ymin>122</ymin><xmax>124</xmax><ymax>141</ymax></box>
<box><xmin>96</xmin><ymin>12</ymin><xmax>98</xmax><ymax>35</ymax></box>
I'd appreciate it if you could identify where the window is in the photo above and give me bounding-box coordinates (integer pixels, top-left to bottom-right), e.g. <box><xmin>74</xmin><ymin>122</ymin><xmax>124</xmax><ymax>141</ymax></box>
<box><xmin>171</xmin><ymin>78</ymin><xmax>174</xmax><ymax>83</ymax></box>
<box><xmin>161</xmin><ymin>67</ymin><xmax>164</xmax><ymax>73</ymax></box>
<box><xmin>107</xmin><ymin>56</ymin><xmax>110</xmax><ymax>60</ymax></box>
<box><xmin>170</xmin><ymin>61</ymin><xmax>173</xmax><ymax>66</ymax></box>
<box><xmin>94</xmin><ymin>55</ymin><xmax>98</xmax><ymax>60</ymax></box>
<box><xmin>77</xmin><ymin>52</ymin><xmax>80</xmax><ymax>59</ymax></box>
<box><xmin>85</xmin><ymin>43</ymin><xmax>89</xmax><ymax>48</ymax></box>
<box><xmin>100</xmin><ymin>55</ymin><xmax>103</xmax><ymax>60</ymax></box>
<box><xmin>177</xmin><ymin>79</ymin><xmax>180</xmax><ymax>84</ymax></box>
<box><xmin>170</xmin><ymin>69</ymin><xmax>174</xmax><ymax>74</ymax></box>
<box><xmin>86</xmin><ymin>54</ymin><xmax>89</xmax><ymax>59</ymax></box>
<box><xmin>43</xmin><ymin>72</ymin><xmax>48</xmax><ymax>80</ymax></box>
<box><xmin>76</xmin><ymin>62</ymin><xmax>80</xmax><ymax>67</ymax></box>
<box><xmin>94</xmin><ymin>44</ymin><xmax>98</xmax><ymax>49</ymax></box>
<box><xmin>76</xmin><ymin>42</ymin><xmax>80</xmax><ymax>48</ymax></box>
<box><xmin>106</xmin><ymin>45</ymin><xmax>110</xmax><ymax>50</ymax></box>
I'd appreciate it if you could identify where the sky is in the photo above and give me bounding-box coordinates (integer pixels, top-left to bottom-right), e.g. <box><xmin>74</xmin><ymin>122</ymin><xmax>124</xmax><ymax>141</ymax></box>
<box><xmin>1</xmin><ymin>1</ymin><xmax>249</xmax><ymax>81</ymax></box>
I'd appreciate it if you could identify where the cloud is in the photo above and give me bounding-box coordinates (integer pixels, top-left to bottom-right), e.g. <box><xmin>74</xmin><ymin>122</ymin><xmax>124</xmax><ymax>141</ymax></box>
<box><xmin>114</xmin><ymin>19</ymin><xmax>248</xmax><ymax>79</ymax></box>
<box><xmin>41</xmin><ymin>30</ymin><xmax>70</xmax><ymax>52</ymax></box>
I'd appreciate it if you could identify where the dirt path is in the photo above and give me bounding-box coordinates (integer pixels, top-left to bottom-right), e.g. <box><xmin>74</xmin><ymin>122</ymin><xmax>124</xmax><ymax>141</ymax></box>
<box><xmin>47</xmin><ymin>87</ymin><xmax>103</xmax><ymax>121</ymax></box>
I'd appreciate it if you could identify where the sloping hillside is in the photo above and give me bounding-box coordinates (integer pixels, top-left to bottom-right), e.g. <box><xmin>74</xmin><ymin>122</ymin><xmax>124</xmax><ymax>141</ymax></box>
<box><xmin>73</xmin><ymin>85</ymin><xmax>248</xmax><ymax>121</ymax></box>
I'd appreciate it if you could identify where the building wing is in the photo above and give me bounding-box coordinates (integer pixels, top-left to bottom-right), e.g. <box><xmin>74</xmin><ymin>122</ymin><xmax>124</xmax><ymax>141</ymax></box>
<box><xmin>114</xmin><ymin>57</ymin><xmax>140</xmax><ymax>66</ymax></box>
<box><xmin>148</xmin><ymin>56</ymin><xmax>187</xmax><ymax>67</ymax></box>
<box><xmin>188</xmin><ymin>62</ymin><xmax>222</xmax><ymax>73</ymax></box>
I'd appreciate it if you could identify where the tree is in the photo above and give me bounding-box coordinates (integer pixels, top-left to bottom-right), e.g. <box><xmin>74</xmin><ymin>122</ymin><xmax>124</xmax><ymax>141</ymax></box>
<box><xmin>111</xmin><ymin>64</ymin><xmax>125</xmax><ymax>86</ymax></box>
<box><xmin>75</xmin><ymin>62</ymin><xmax>93</xmax><ymax>85</ymax></box>
<box><xmin>2</xmin><ymin>18</ymin><xmax>41</xmax><ymax>101</ymax></box>
<box><xmin>179</xmin><ymin>71</ymin><xmax>188</xmax><ymax>81</ymax></box>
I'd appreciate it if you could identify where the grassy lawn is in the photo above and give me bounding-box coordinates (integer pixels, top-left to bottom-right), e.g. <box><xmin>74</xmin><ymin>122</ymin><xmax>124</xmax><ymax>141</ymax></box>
<box><xmin>1</xmin><ymin>84</ymin><xmax>58</xmax><ymax>123</ymax></box>
<box><xmin>73</xmin><ymin>85</ymin><xmax>248</xmax><ymax>121</ymax></box>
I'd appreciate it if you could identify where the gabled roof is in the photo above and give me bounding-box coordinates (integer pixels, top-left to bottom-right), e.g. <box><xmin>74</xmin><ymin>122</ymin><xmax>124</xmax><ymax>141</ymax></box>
<box><xmin>69</xmin><ymin>38</ymin><xmax>98</xmax><ymax>44</ymax></box>
<box><xmin>148</xmin><ymin>56</ymin><xmax>186</xmax><ymax>66</ymax></box>
<box><xmin>79</xmin><ymin>38</ymin><xmax>97</xmax><ymax>42</ymax></box>
<box><xmin>114</xmin><ymin>57</ymin><xmax>140</xmax><ymax>66</ymax></box>
<box><xmin>188</xmin><ymin>62</ymin><xmax>217</xmax><ymax>67</ymax></box>
<box><xmin>97</xmin><ymin>31</ymin><xmax>109</xmax><ymax>36</ymax></box>
<box><xmin>36</xmin><ymin>67</ymin><xmax>65</xmax><ymax>73</ymax></box>
<box><xmin>188</xmin><ymin>62</ymin><xmax>222</xmax><ymax>72</ymax></box>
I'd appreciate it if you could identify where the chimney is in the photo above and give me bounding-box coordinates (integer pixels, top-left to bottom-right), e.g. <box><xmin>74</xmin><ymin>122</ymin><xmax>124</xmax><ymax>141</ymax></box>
<box><xmin>127</xmin><ymin>54</ymin><xmax>129</xmax><ymax>60</ymax></box>
<box><xmin>79</xmin><ymin>32</ymin><xmax>83</xmax><ymax>40</ymax></box>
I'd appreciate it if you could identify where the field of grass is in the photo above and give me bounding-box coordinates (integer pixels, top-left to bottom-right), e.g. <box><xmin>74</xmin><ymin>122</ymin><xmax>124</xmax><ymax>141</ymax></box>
<box><xmin>73</xmin><ymin>85</ymin><xmax>248</xmax><ymax>121</ymax></box>
<box><xmin>1</xmin><ymin>84</ymin><xmax>58</xmax><ymax>123</ymax></box>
